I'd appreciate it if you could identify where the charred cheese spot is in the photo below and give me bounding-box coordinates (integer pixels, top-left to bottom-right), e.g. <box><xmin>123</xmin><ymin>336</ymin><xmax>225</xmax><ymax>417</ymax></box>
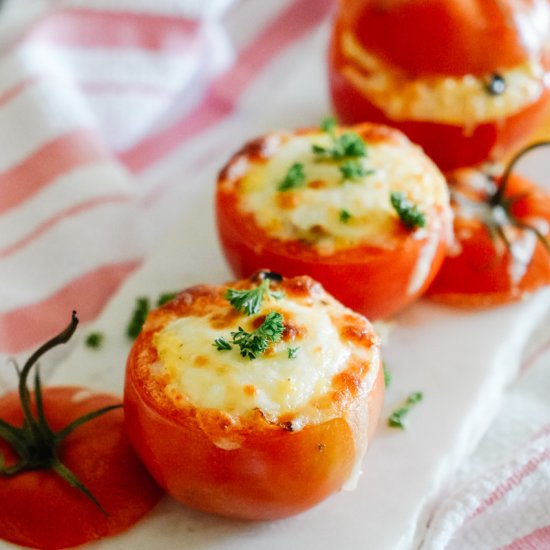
<box><xmin>151</xmin><ymin>278</ymin><xmax>379</xmax><ymax>420</ymax></box>
<box><xmin>234</xmin><ymin>128</ymin><xmax>448</xmax><ymax>254</ymax></box>
<box><xmin>341</xmin><ymin>32</ymin><xmax>547</xmax><ymax>125</ymax></box>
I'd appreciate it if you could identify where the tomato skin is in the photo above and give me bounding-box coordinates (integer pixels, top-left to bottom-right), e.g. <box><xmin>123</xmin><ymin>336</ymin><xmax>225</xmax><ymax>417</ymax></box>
<box><xmin>0</xmin><ymin>387</ymin><xmax>162</xmax><ymax>550</ymax></box>
<box><xmin>329</xmin><ymin>54</ymin><xmax>550</xmax><ymax>170</ymax></box>
<box><xmin>426</xmin><ymin>174</ymin><xmax>550</xmax><ymax>307</ymax></box>
<box><xmin>328</xmin><ymin>0</ymin><xmax>550</xmax><ymax>171</ymax></box>
<box><xmin>336</xmin><ymin>0</ymin><xmax>548</xmax><ymax>77</ymax></box>
<box><xmin>216</xmin><ymin>198</ymin><xmax>448</xmax><ymax>320</ymax></box>
<box><xmin>124</xmin><ymin>279</ymin><xmax>385</xmax><ymax>520</ymax></box>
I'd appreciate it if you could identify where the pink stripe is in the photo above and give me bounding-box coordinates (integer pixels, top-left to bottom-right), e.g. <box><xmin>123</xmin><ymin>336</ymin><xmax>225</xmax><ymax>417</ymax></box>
<box><xmin>25</xmin><ymin>8</ymin><xmax>200</xmax><ymax>52</ymax></box>
<box><xmin>119</xmin><ymin>0</ymin><xmax>334</xmax><ymax>173</ymax></box>
<box><xmin>0</xmin><ymin>194</ymin><xmax>131</xmax><ymax>259</ymax></box>
<box><xmin>80</xmin><ymin>81</ymin><xmax>173</xmax><ymax>97</ymax></box>
<box><xmin>521</xmin><ymin>337</ymin><xmax>550</xmax><ymax>371</ymax></box>
<box><xmin>499</xmin><ymin>525</ymin><xmax>550</xmax><ymax>549</ymax></box>
<box><xmin>0</xmin><ymin>76</ymin><xmax>41</xmax><ymax>109</ymax></box>
<box><xmin>0</xmin><ymin>261</ymin><xmax>141</xmax><ymax>354</ymax></box>
<box><xmin>469</xmin><ymin>449</ymin><xmax>550</xmax><ymax>520</ymax></box>
<box><xmin>0</xmin><ymin>128</ymin><xmax>109</xmax><ymax>214</ymax></box>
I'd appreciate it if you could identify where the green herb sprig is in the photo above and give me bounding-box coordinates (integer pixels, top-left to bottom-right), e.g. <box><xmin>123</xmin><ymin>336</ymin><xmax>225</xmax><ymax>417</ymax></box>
<box><xmin>339</xmin><ymin>209</ymin><xmax>352</xmax><ymax>223</ymax></box>
<box><xmin>225</xmin><ymin>279</ymin><xmax>284</xmax><ymax>316</ymax></box>
<box><xmin>278</xmin><ymin>162</ymin><xmax>306</xmax><ymax>192</ymax></box>
<box><xmin>388</xmin><ymin>391</ymin><xmax>423</xmax><ymax>429</ymax></box>
<box><xmin>313</xmin><ymin>115</ymin><xmax>366</xmax><ymax>160</ymax></box>
<box><xmin>85</xmin><ymin>332</ymin><xmax>104</xmax><ymax>349</ymax></box>
<box><xmin>126</xmin><ymin>297</ymin><xmax>150</xmax><ymax>339</ymax></box>
<box><xmin>0</xmin><ymin>313</ymin><xmax>121</xmax><ymax>512</ymax></box>
<box><xmin>213</xmin><ymin>337</ymin><xmax>232</xmax><ymax>351</ymax></box>
<box><xmin>288</xmin><ymin>346</ymin><xmax>299</xmax><ymax>359</ymax></box>
<box><xmin>313</xmin><ymin>131</ymin><xmax>366</xmax><ymax>161</ymax></box>
<box><xmin>383</xmin><ymin>362</ymin><xmax>392</xmax><ymax>388</ymax></box>
<box><xmin>231</xmin><ymin>312</ymin><xmax>284</xmax><ymax>360</ymax></box>
<box><xmin>157</xmin><ymin>292</ymin><xmax>177</xmax><ymax>306</ymax></box>
<box><xmin>390</xmin><ymin>192</ymin><xmax>426</xmax><ymax>230</ymax></box>
<box><xmin>339</xmin><ymin>160</ymin><xmax>370</xmax><ymax>182</ymax></box>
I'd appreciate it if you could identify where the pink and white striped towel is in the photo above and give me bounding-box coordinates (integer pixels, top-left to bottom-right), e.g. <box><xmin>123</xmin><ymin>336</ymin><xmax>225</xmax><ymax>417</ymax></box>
<box><xmin>0</xmin><ymin>1</ymin><xmax>549</xmax><ymax>548</ymax></box>
<box><xmin>0</xmin><ymin>0</ymin><xmax>236</xmax><ymax>363</ymax></box>
<box><xmin>422</xmin><ymin>326</ymin><xmax>550</xmax><ymax>550</ymax></box>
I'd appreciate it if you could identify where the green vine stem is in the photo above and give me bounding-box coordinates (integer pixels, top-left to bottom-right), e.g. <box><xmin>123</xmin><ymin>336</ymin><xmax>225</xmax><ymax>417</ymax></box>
<box><xmin>0</xmin><ymin>312</ymin><xmax>122</xmax><ymax>513</ymax></box>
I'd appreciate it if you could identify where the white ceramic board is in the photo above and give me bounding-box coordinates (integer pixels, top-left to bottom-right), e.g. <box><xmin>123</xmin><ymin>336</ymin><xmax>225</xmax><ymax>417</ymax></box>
<box><xmin>28</xmin><ymin>206</ymin><xmax>550</xmax><ymax>550</ymax></box>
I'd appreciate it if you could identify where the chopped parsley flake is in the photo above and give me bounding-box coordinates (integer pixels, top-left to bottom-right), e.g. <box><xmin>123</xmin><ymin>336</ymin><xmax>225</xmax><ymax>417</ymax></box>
<box><xmin>157</xmin><ymin>291</ymin><xmax>177</xmax><ymax>306</ymax></box>
<box><xmin>278</xmin><ymin>162</ymin><xmax>306</xmax><ymax>192</ymax></box>
<box><xmin>288</xmin><ymin>346</ymin><xmax>299</xmax><ymax>359</ymax></box>
<box><xmin>383</xmin><ymin>362</ymin><xmax>392</xmax><ymax>388</ymax></box>
<box><xmin>390</xmin><ymin>191</ymin><xmax>426</xmax><ymax>229</ymax></box>
<box><xmin>388</xmin><ymin>391</ymin><xmax>423</xmax><ymax>429</ymax></box>
<box><xmin>339</xmin><ymin>209</ymin><xmax>352</xmax><ymax>223</ymax></box>
<box><xmin>213</xmin><ymin>337</ymin><xmax>232</xmax><ymax>351</ymax></box>
<box><xmin>313</xmin><ymin>131</ymin><xmax>367</xmax><ymax>161</ymax></box>
<box><xmin>231</xmin><ymin>312</ymin><xmax>284</xmax><ymax>360</ymax></box>
<box><xmin>85</xmin><ymin>332</ymin><xmax>104</xmax><ymax>349</ymax></box>
<box><xmin>339</xmin><ymin>160</ymin><xmax>370</xmax><ymax>181</ymax></box>
<box><xmin>225</xmin><ymin>279</ymin><xmax>284</xmax><ymax>316</ymax></box>
<box><xmin>320</xmin><ymin>116</ymin><xmax>337</xmax><ymax>134</ymax></box>
<box><xmin>127</xmin><ymin>297</ymin><xmax>150</xmax><ymax>339</ymax></box>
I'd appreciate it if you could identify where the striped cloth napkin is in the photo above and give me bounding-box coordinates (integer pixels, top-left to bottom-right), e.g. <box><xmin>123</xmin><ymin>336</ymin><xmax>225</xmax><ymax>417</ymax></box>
<box><xmin>0</xmin><ymin>1</ymin><xmax>548</xmax><ymax>548</ymax></box>
<box><xmin>0</xmin><ymin>0</ymin><xmax>236</xmax><ymax>365</ymax></box>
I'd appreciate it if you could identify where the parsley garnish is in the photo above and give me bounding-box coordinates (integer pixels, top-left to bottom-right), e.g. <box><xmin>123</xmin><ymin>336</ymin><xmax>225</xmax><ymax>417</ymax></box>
<box><xmin>390</xmin><ymin>191</ymin><xmax>426</xmax><ymax>229</ymax></box>
<box><xmin>383</xmin><ymin>362</ymin><xmax>391</xmax><ymax>388</ymax></box>
<box><xmin>278</xmin><ymin>162</ymin><xmax>306</xmax><ymax>191</ymax></box>
<box><xmin>320</xmin><ymin>116</ymin><xmax>337</xmax><ymax>133</ymax></box>
<box><xmin>157</xmin><ymin>291</ymin><xmax>177</xmax><ymax>306</ymax></box>
<box><xmin>288</xmin><ymin>346</ymin><xmax>299</xmax><ymax>359</ymax></box>
<box><xmin>339</xmin><ymin>209</ymin><xmax>352</xmax><ymax>223</ymax></box>
<box><xmin>339</xmin><ymin>160</ymin><xmax>370</xmax><ymax>181</ymax></box>
<box><xmin>85</xmin><ymin>332</ymin><xmax>104</xmax><ymax>349</ymax></box>
<box><xmin>231</xmin><ymin>312</ymin><xmax>284</xmax><ymax>360</ymax></box>
<box><xmin>127</xmin><ymin>297</ymin><xmax>150</xmax><ymax>339</ymax></box>
<box><xmin>225</xmin><ymin>279</ymin><xmax>284</xmax><ymax>316</ymax></box>
<box><xmin>213</xmin><ymin>337</ymin><xmax>232</xmax><ymax>351</ymax></box>
<box><xmin>388</xmin><ymin>391</ymin><xmax>423</xmax><ymax>429</ymax></box>
<box><xmin>313</xmin><ymin>132</ymin><xmax>366</xmax><ymax>160</ymax></box>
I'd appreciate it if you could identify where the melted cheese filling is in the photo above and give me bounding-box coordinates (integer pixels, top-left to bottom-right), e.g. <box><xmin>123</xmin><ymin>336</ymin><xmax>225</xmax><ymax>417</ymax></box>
<box><xmin>238</xmin><ymin>132</ymin><xmax>449</xmax><ymax>254</ymax></box>
<box><xmin>153</xmin><ymin>298</ymin><xmax>373</xmax><ymax>417</ymax></box>
<box><xmin>341</xmin><ymin>31</ymin><xmax>547</xmax><ymax>125</ymax></box>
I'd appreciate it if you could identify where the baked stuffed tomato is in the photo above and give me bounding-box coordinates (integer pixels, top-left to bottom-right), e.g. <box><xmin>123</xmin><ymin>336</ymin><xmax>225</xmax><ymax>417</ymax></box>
<box><xmin>215</xmin><ymin>121</ymin><xmax>452</xmax><ymax>320</ymax></box>
<box><xmin>328</xmin><ymin>0</ymin><xmax>550</xmax><ymax>170</ymax></box>
<box><xmin>426</xmin><ymin>144</ymin><xmax>550</xmax><ymax>307</ymax></box>
<box><xmin>124</xmin><ymin>272</ymin><xmax>384</xmax><ymax>520</ymax></box>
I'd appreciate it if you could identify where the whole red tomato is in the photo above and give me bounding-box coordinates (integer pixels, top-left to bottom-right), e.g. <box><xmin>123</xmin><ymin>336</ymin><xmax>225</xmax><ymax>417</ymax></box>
<box><xmin>0</xmin><ymin>314</ymin><xmax>162</xmax><ymax>549</ymax></box>
<box><xmin>329</xmin><ymin>0</ymin><xmax>550</xmax><ymax>170</ymax></box>
<box><xmin>0</xmin><ymin>387</ymin><xmax>162</xmax><ymax>549</ymax></box>
<box><xmin>426</xmin><ymin>145</ymin><xmax>550</xmax><ymax>306</ymax></box>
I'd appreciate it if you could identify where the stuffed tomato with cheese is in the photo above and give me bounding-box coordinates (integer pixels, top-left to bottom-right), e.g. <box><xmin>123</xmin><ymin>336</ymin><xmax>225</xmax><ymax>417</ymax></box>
<box><xmin>426</xmin><ymin>145</ymin><xmax>550</xmax><ymax>307</ymax></box>
<box><xmin>216</xmin><ymin>121</ymin><xmax>452</xmax><ymax>320</ymax></box>
<box><xmin>329</xmin><ymin>0</ymin><xmax>550</xmax><ymax>170</ymax></box>
<box><xmin>124</xmin><ymin>272</ymin><xmax>384</xmax><ymax>520</ymax></box>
